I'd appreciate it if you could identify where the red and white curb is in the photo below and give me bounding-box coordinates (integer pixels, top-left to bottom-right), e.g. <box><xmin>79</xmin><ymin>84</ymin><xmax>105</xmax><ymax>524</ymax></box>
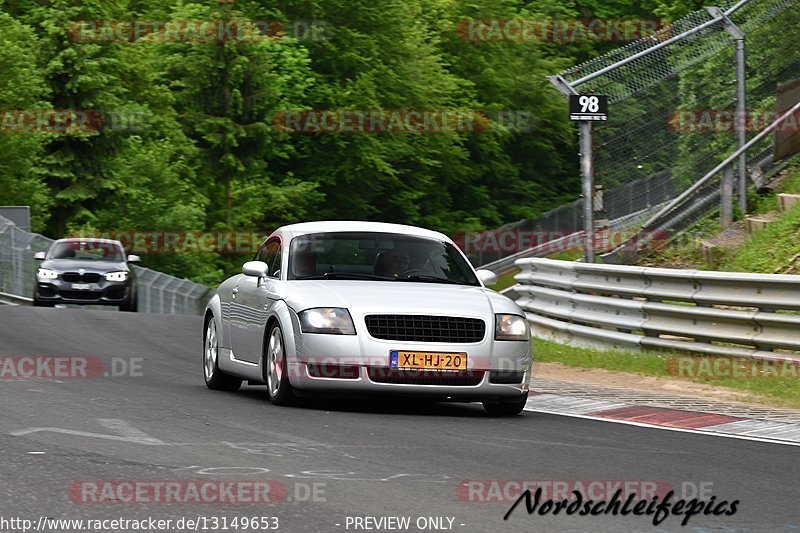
<box><xmin>524</xmin><ymin>393</ymin><xmax>800</xmax><ymax>447</ymax></box>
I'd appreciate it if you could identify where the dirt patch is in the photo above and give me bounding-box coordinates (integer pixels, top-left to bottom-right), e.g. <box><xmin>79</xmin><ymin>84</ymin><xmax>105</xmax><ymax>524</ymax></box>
<box><xmin>703</xmin><ymin>220</ymin><xmax>747</xmax><ymax>249</ymax></box>
<box><xmin>534</xmin><ymin>361</ymin><xmax>765</xmax><ymax>405</ymax></box>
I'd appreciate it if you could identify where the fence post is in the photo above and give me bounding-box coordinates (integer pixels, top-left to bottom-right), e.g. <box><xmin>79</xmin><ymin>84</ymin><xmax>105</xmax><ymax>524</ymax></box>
<box><xmin>580</xmin><ymin>121</ymin><xmax>596</xmax><ymax>263</ymax></box>
<box><xmin>547</xmin><ymin>74</ymin><xmax>595</xmax><ymax>263</ymax></box>
<box><xmin>708</xmin><ymin>6</ymin><xmax>747</xmax><ymax>215</ymax></box>
<box><xmin>735</xmin><ymin>37</ymin><xmax>747</xmax><ymax>213</ymax></box>
<box><xmin>721</xmin><ymin>164</ymin><xmax>735</xmax><ymax>229</ymax></box>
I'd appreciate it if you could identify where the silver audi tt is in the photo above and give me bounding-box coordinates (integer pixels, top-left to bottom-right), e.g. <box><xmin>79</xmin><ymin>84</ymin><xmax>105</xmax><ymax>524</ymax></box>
<box><xmin>203</xmin><ymin>221</ymin><xmax>533</xmax><ymax>415</ymax></box>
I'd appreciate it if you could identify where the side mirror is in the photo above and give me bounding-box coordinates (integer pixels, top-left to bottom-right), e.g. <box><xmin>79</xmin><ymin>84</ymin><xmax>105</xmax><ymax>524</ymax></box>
<box><xmin>33</xmin><ymin>252</ymin><xmax>46</xmax><ymax>260</ymax></box>
<box><xmin>242</xmin><ymin>260</ymin><xmax>269</xmax><ymax>278</ymax></box>
<box><xmin>475</xmin><ymin>269</ymin><xmax>498</xmax><ymax>286</ymax></box>
<box><xmin>127</xmin><ymin>254</ymin><xmax>141</xmax><ymax>263</ymax></box>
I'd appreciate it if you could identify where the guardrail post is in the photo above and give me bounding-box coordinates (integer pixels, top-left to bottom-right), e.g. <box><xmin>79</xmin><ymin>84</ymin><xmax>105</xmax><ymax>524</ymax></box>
<box><xmin>721</xmin><ymin>165</ymin><xmax>735</xmax><ymax>228</ymax></box>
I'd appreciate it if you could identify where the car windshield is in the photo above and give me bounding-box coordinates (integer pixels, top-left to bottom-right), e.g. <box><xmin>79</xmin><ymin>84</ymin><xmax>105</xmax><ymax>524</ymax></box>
<box><xmin>48</xmin><ymin>241</ymin><xmax>125</xmax><ymax>262</ymax></box>
<box><xmin>288</xmin><ymin>232</ymin><xmax>479</xmax><ymax>286</ymax></box>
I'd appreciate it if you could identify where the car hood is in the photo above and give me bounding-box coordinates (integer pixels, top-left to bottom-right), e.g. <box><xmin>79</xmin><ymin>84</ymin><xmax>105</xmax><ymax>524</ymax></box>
<box><xmin>39</xmin><ymin>259</ymin><xmax>129</xmax><ymax>273</ymax></box>
<box><xmin>282</xmin><ymin>280</ymin><xmax>523</xmax><ymax>318</ymax></box>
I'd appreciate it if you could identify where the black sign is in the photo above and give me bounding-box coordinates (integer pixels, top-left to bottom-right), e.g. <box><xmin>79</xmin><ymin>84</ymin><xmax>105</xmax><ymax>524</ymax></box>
<box><xmin>569</xmin><ymin>95</ymin><xmax>608</xmax><ymax>121</ymax></box>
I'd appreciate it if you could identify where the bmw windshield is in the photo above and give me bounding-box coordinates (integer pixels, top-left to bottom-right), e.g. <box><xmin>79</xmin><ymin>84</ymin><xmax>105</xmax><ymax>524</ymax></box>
<box><xmin>288</xmin><ymin>232</ymin><xmax>480</xmax><ymax>286</ymax></box>
<box><xmin>47</xmin><ymin>240</ymin><xmax>126</xmax><ymax>262</ymax></box>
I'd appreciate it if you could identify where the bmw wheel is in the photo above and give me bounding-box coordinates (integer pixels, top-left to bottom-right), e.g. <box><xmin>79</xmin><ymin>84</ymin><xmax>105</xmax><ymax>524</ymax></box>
<box><xmin>264</xmin><ymin>323</ymin><xmax>296</xmax><ymax>406</ymax></box>
<box><xmin>119</xmin><ymin>292</ymin><xmax>138</xmax><ymax>312</ymax></box>
<box><xmin>203</xmin><ymin>316</ymin><xmax>242</xmax><ymax>391</ymax></box>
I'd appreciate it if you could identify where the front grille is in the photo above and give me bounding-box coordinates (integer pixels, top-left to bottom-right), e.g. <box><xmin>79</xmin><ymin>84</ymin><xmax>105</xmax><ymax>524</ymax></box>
<box><xmin>58</xmin><ymin>290</ymin><xmax>101</xmax><ymax>301</ymax></box>
<box><xmin>62</xmin><ymin>272</ymin><xmax>102</xmax><ymax>283</ymax></box>
<box><xmin>367</xmin><ymin>368</ymin><xmax>484</xmax><ymax>386</ymax></box>
<box><xmin>105</xmin><ymin>286</ymin><xmax>126</xmax><ymax>299</ymax></box>
<box><xmin>365</xmin><ymin>315</ymin><xmax>485</xmax><ymax>343</ymax></box>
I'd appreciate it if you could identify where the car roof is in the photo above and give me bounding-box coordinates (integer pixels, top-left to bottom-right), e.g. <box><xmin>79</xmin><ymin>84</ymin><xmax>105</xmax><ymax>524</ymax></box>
<box><xmin>279</xmin><ymin>221</ymin><xmax>451</xmax><ymax>243</ymax></box>
<box><xmin>54</xmin><ymin>238</ymin><xmax>124</xmax><ymax>246</ymax></box>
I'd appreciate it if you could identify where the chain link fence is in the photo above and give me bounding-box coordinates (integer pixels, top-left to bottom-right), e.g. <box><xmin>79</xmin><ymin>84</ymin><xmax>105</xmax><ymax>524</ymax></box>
<box><xmin>555</xmin><ymin>0</ymin><xmax>800</xmax><ymax>261</ymax></box>
<box><xmin>0</xmin><ymin>214</ymin><xmax>212</xmax><ymax>315</ymax></box>
<box><xmin>468</xmin><ymin>171</ymin><xmax>675</xmax><ymax>268</ymax></box>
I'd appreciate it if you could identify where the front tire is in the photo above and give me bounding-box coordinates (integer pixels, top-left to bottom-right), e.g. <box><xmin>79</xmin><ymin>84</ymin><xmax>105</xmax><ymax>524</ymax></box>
<box><xmin>264</xmin><ymin>323</ymin><xmax>296</xmax><ymax>406</ymax></box>
<box><xmin>119</xmin><ymin>294</ymin><xmax>138</xmax><ymax>312</ymax></box>
<box><xmin>482</xmin><ymin>393</ymin><xmax>528</xmax><ymax>416</ymax></box>
<box><xmin>203</xmin><ymin>316</ymin><xmax>242</xmax><ymax>391</ymax></box>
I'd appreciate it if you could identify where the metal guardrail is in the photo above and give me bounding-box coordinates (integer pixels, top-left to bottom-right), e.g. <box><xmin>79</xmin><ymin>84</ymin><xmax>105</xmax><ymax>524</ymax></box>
<box><xmin>514</xmin><ymin>258</ymin><xmax>800</xmax><ymax>363</ymax></box>
<box><xmin>0</xmin><ymin>215</ymin><xmax>212</xmax><ymax>315</ymax></box>
<box><xmin>0</xmin><ymin>291</ymin><xmax>32</xmax><ymax>306</ymax></box>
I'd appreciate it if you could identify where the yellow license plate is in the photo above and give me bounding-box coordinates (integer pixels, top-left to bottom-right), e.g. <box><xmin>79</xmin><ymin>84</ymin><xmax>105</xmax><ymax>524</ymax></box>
<box><xmin>390</xmin><ymin>351</ymin><xmax>467</xmax><ymax>370</ymax></box>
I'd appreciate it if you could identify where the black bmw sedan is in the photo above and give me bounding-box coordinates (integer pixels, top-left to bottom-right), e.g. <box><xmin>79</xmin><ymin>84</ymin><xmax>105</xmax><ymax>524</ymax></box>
<box><xmin>33</xmin><ymin>238</ymin><xmax>139</xmax><ymax>311</ymax></box>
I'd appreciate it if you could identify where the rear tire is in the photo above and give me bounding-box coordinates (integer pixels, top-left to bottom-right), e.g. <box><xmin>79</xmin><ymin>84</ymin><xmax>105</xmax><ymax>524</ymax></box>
<box><xmin>203</xmin><ymin>316</ymin><xmax>242</xmax><ymax>391</ymax></box>
<box><xmin>482</xmin><ymin>393</ymin><xmax>528</xmax><ymax>416</ymax></box>
<box><xmin>264</xmin><ymin>323</ymin><xmax>296</xmax><ymax>406</ymax></box>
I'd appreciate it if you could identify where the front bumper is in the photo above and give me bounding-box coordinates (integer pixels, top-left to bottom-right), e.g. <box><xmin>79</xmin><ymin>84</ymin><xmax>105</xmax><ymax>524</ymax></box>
<box><xmin>289</xmin><ymin>363</ymin><xmax>529</xmax><ymax>401</ymax></box>
<box><xmin>286</xmin><ymin>313</ymin><xmax>532</xmax><ymax>400</ymax></box>
<box><xmin>35</xmin><ymin>279</ymin><xmax>131</xmax><ymax>305</ymax></box>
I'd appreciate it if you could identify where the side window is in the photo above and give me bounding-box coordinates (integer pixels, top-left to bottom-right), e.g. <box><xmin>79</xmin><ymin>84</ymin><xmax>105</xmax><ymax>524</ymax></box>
<box><xmin>259</xmin><ymin>240</ymin><xmax>282</xmax><ymax>279</ymax></box>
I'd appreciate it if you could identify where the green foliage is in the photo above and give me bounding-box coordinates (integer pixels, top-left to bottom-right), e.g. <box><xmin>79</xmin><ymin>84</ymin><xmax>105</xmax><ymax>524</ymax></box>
<box><xmin>0</xmin><ymin>0</ymin><xmax>716</xmax><ymax>284</ymax></box>
<box><xmin>0</xmin><ymin>13</ymin><xmax>50</xmax><ymax>231</ymax></box>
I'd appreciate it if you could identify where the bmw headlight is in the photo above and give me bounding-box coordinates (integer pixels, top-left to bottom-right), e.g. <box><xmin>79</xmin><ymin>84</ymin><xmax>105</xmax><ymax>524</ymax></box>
<box><xmin>105</xmin><ymin>271</ymin><xmax>128</xmax><ymax>282</ymax></box>
<box><xmin>495</xmin><ymin>314</ymin><xmax>529</xmax><ymax>341</ymax></box>
<box><xmin>299</xmin><ymin>308</ymin><xmax>356</xmax><ymax>335</ymax></box>
<box><xmin>37</xmin><ymin>268</ymin><xmax>58</xmax><ymax>281</ymax></box>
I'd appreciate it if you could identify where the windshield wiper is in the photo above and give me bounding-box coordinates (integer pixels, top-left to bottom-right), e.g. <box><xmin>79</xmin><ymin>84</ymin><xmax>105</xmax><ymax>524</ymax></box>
<box><xmin>298</xmin><ymin>272</ymin><xmax>396</xmax><ymax>281</ymax></box>
<box><xmin>397</xmin><ymin>274</ymin><xmax>469</xmax><ymax>285</ymax></box>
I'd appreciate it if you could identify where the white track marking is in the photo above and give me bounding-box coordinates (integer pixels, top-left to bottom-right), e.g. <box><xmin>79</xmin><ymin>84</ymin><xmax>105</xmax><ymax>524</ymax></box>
<box><xmin>11</xmin><ymin>418</ymin><xmax>165</xmax><ymax>445</ymax></box>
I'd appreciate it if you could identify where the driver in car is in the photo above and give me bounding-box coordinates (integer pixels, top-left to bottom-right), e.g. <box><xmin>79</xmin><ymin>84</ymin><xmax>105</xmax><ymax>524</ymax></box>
<box><xmin>376</xmin><ymin>247</ymin><xmax>410</xmax><ymax>277</ymax></box>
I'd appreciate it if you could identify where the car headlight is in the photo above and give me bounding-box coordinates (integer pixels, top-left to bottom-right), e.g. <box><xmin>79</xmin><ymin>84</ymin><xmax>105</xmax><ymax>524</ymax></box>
<box><xmin>104</xmin><ymin>271</ymin><xmax>128</xmax><ymax>282</ymax></box>
<box><xmin>37</xmin><ymin>268</ymin><xmax>58</xmax><ymax>281</ymax></box>
<box><xmin>495</xmin><ymin>314</ymin><xmax>529</xmax><ymax>341</ymax></box>
<box><xmin>299</xmin><ymin>308</ymin><xmax>356</xmax><ymax>335</ymax></box>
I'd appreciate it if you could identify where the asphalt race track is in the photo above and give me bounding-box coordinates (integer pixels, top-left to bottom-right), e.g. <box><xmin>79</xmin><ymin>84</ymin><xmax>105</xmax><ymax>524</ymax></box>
<box><xmin>0</xmin><ymin>306</ymin><xmax>797</xmax><ymax>533</ymax></box>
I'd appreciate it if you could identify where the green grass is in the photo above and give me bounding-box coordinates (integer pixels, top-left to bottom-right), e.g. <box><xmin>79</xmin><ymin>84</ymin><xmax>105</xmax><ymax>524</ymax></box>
<box><xmin>547</xmin><ymin>248</ymin><xmax>584</xmax><ymax>261</ymax></box>
<box><xmin>488</xmin><ymin>268</ymin><xmax>519</xmax><ymax>291</ymax></box>
<box><xmin>533</xmin><ymin>337</ymin><xmax>800</xmax><ymax>409</ymax></box>
<box><xmin>720</xmin><ymin>201</ymin><xmax>800</xmax><ymax>273</ymax></box>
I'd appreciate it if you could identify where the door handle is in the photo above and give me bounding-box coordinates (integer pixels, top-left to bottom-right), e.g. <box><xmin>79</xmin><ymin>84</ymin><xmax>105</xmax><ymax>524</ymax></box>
<box><xmin>232</xmin><ymin>287</ymin><xmax>239</xmax><ymax>297</ymax></box>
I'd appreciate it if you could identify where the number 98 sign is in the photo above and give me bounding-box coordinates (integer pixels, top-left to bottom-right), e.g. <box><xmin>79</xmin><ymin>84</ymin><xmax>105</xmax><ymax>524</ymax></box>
<box><xmin>569</xmin><ymin>94</ymin><xmax>608</xmax><ymax>121</ymax></box>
